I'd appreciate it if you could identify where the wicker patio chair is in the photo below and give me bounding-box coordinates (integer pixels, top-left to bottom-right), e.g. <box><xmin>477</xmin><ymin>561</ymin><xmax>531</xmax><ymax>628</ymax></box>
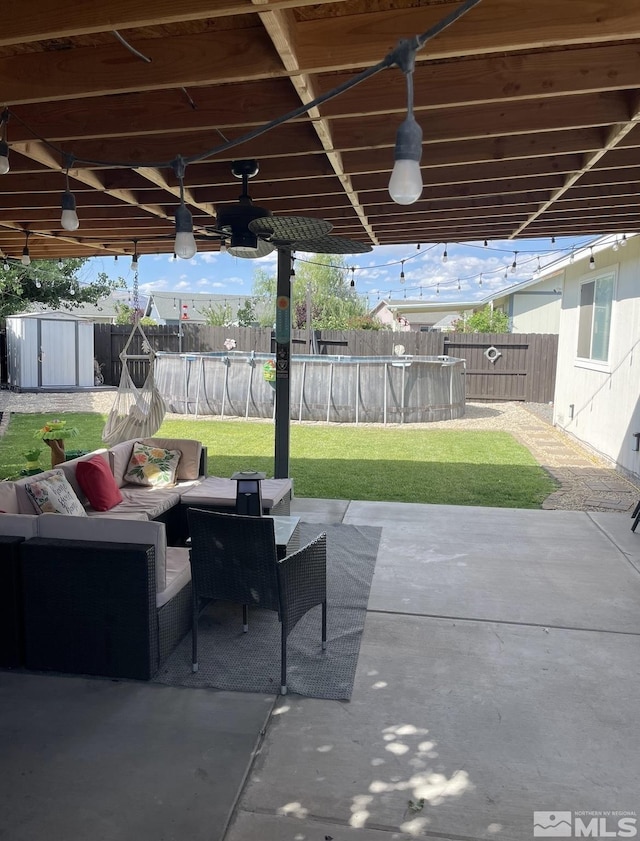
<box><xmin>187</xmin><ymin>508</ymin><xmax>327</xmax><ymax>695</ymax></box>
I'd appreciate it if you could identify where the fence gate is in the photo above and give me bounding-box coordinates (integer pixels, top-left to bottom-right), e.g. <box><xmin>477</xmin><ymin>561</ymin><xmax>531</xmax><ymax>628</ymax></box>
<box><xmin>443</xmin><ymin>333</ymin><xmax>558</xmax><ymax>403</ymax></box>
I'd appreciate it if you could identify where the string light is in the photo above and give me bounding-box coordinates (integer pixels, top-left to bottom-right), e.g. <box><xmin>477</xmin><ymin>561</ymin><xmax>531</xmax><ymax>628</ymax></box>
<box><xmin>569</xmin><ymin>247</ymin><xmax>575</xmax><ymax>263</ymax></box>
<box><xmin>483</xmin><ymin>239</ymin><xmax>488</xmax><ymax>247</ymax></box>
<box><xmin>57</xmin><ymin>256</ymin><xmax>63</xmax><ymax>269</ymax></box>
<box><xmin>21</xmin><ymin>232</ymin><xmax>31</xmax><ymax>266</ymax></box>
<box><xmin>436</xmin><ymin>283</ymin><xmax>440</xmax><ymax>294</ymax></box>
<box><xmin>173</xmin><ymin>157</ymin><xmax>197</xmax><ymax>260</ymax></box>
<box><xmin>442</xmin><ymin>243</ymin><xmax>448</xmax><ymax>264</ymax></box>
<box><xmin>399</xmin><ymin>260</ymin><xmax>405</xmax><ymax>283</ymax></box>
<box><xmin>219</xmin><ymin>239</ymin><xmax>227</xmax><ymax>253</ymax></box>
<box><xmin>3</xmin><ymin>256</ymin><xmax>9</xmax><ymax>271</ymax></box>
<box><xmin>621</xmin><ymin>234</ymin><xmax>628</xmax><ymax>246</ymax></box>
<box><xmin>457</xmin><ymin>278</ymin><xmax>461</xmax><ymax>290</ymax></box>
<box><xmin>131</xmin><ymin>241</ymin><xmax>139</xmax><ymax>272</ymax></box>
<box><xmin>511</xmin><ymin>251</ymin><xmax>518</xmax><ymax>273</ymax></box>
<box><xmin>0</xmin><ymin>110</ymin><xmax>9</xmax><ymax>175</ymax></box>
<box><xmin>350</xmin><ymin>266</ymin><xmax>355</xmax><ymax>288</ymax></box>
<box><xmin>478</xmin><ymin>272</ymin><xmax>483</xmax><ymax>287</ymax></box>
<box><xmin>388</xmin><ymin>42</ymin><xmax>422</xmax><ymax>205</ymax></box>
<box><xmin>60</xmin><ymin>154</ymin><xmax>79</xmax><ymax>231</ymax></box>
<box><xmin>613</xmin><ymin>237</ymin><xmax>619</xmax><ymax>252</ymax></box>
<box><xmin>589</xmin><ymin>247</ymin><xmax>595</xmax><ymax>270</ymax></box>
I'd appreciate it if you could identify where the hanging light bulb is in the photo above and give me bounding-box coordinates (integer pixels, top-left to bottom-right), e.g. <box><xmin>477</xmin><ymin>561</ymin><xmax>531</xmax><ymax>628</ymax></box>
<box><xmin>3</xmin><ymin>256</ymin><xmax>9</xmax><ymax>271</ymax></box>
<box><xmin>416</xmin><ymin>243</ymin><xmax>421</xmax><ymax>250</ymax></box>
<box><xmin>478</xmin><ymin>273</ymin><xmax>483</xmax><ymax>287</ymax></box>
<box><xmin>35</xmin><ymin>278</ymin><xmax>41</xmax><ymax>288</ymax></box>
<box><xmin>69</xmin><ymin>284</ymin><xmax>75</xmax><ymax>296</ymax></box>
<box><xmin>613</xmin><ymin>237</ymin><xmax>619</xmax><ymax>252</ymax></box>
<box><xmin>589</xmin><ymin>247</ymin><xmax>595</xmax><ymax>270</ymax></box>
<box><xmin>388</xmin><ymin>45</ymin><xmax>422</xmax><ymax>204</ymax></box>
<box><xmin>551</xmin><ymin>236</ymin><xmax>556</xmax><ymax>244</ymax></box>
<box><xmin>399</xmin><ymin>260</ymin><xmax>405</xmax><ymax>283</ymax></box>
<box><xmin>457</xmin><ymin>278</ymin><xmax>461</xmax><ymax>291</ymax></box>
<box><xmin>569</xmin><ymin>247</ymin><xmax>575</xmax><ymax>263</ymax></box>
<box><xmin>131</xmin><ymin>242</ymin><xmax>139</xmax><ymax>272</ymax></box>
<box><xmin>57</xmin><ymin>256</ymin><xmax>63</xmax><ymax>269</ymax></box>
<box><xmin>511</xmin><ymin>252</ymin><xmax>518</xmax><ymax>273</ymax></box>
<box><xmin>0</xmin><ymin>109</ymin><xmax>10</xmax><ymax>175</ymax></box>
<box><xmin>442</xmin><ymin>244</ymin><xmax>448</xmax><ymax>264</ymax></box>
<box><xmin>173</xmin><ymin>298</ymin><xmax>177</xmax><ymax>310</ymax></box>
<box><xmin>21</xmin><ymin>232</ymin><xmax>31</xmax><ymax>266</ymax></box>
<box><xmin>621</xmin><ymin>234</ymin><xmax>628</xmax><ymax>246</ymax></box>
<box><xmin>419</xmin><ymin>286</ymin><xmax>423</xmax><ymax>298</ymax></box>
<box><xmin>174</xmin><ymin>204</ymin><xmax>197</xmax><ymax>259</ymax></box>
<box><xmin>172</xmin><ymin>252</ymin><xmax>177</xmax><ymax>261</ymax></box>
<box><xmin>436</xmin><ymin>283</ymin><xmax>440</xmax><ymax>295</ymax></box>
<box><xmin>483</xmin><ymin>239</ymin><xmax>488</xmax><ymax>247</ymax></box>
<box><xmin>173</xmin><ymin>157</ymin><xmax>197</xmax><ymax>259</ymax></box>
<box><xmin>220</xmin><ymin>239</ymin><xmax>227</xmax><ymax>253</ymax></box>
<box><xmin>535</xmin><ymin>256</ymin><xmax>541</xmax><ymax>277</ymax></box>
<box><xmin>60</xmin><ymin>155</ymin><xmax>79</xmax><ymax>231</ymax></box>
<box><xmin>60</xmin><ymin>190</ymin><xmax>79</xmax><ymax>231</ymax></box>
<box><xmin>350</xmin><ymin>266</ymin><xmax>355</xmax><ymax>288</ymax></box>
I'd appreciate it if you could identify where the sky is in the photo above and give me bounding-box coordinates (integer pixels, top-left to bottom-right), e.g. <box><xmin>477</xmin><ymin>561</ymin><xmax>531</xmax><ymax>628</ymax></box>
<box><xmin>77</xmin><ymin>234</ymin><xmax>600</xmax><ymax>310</ymax></box>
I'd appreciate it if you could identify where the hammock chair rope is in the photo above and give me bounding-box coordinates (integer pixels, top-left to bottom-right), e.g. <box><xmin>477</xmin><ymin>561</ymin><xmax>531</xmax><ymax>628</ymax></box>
<box><xmin>102</xmin><ymin>320</ymin><xmax>166</xmax><ymax>446</ymax></box>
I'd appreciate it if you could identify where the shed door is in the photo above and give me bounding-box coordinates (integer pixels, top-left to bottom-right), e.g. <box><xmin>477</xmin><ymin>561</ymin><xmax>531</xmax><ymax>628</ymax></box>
<box><xmin>40</xmin><ymin>320</ymin><xmax>77</xmax><ymax>386</ymax></box>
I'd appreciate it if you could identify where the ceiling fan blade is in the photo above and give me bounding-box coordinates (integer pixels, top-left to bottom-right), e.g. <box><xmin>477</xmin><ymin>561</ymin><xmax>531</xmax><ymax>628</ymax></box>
<box><xmin>290</xmin><ymin>235</ymin><xmax>373</xmax><ymax>254</ymax></box>
<box><xmin>228</xmin><ymin>238</ymin><xmax>276</xmax><ymax>259</ymax></box>
<box><xmin>248</xmin><ymin>215</ymin><xmax>332</xmax><ymax>243</ymax></box>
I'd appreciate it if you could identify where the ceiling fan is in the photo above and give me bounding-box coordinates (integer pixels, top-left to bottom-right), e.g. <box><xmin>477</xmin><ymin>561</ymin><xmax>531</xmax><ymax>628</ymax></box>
<box><xmin>206</xmin><ymin>159</ymin><xmax>373</xmax><ymax>259</ymax></box>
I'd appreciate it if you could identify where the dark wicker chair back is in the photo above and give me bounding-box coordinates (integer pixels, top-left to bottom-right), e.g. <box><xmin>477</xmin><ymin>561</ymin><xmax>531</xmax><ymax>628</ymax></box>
<box><xmin>188</xmin><ymin>507</ymin><xmax>281</xmax><ymax>612</ymax></box>
<box><xmin>186</xmin><ymin>508</ymin><xmax>327</xmax><ymax>694</ymax></box>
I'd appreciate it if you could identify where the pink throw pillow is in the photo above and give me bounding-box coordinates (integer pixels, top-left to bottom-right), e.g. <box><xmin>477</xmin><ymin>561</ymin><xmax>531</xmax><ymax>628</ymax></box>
<box><xmin>76</xmin><ymin>456</ymin><xmax>123</xmax><ymax>512</ymax></box>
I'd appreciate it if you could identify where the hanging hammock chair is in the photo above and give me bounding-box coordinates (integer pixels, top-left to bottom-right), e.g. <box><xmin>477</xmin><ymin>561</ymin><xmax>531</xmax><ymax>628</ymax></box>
<box><xmin>102</xmin><ymin>321</ymin><xmax>166</xmax><ymax>446</ymax></box>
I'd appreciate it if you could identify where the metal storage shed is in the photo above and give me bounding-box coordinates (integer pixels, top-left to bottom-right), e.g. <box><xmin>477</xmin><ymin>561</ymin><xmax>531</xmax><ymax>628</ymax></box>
<box><xmin>6</xmin><ymin>312</ymin><xmax>95</xmax><ymax>389</ymax></box>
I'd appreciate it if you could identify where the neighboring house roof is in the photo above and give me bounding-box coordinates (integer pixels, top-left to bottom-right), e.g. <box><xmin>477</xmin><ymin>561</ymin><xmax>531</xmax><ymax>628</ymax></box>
<box><xmin>20</xmin><ymin>292</ymin><xmax>137</xmax><ymax>323</ymax></box>
<box><xmin>146</xmin><ymin>291</ymin><xmax>264</xmax><ymax>324</ymax></box>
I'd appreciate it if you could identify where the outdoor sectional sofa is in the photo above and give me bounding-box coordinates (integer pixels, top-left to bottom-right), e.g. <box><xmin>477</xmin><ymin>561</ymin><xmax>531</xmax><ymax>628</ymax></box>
<box><xmin>0</xmin><ymin>436</ymin><xmax>293</xmax><ymax>680</ymax></box>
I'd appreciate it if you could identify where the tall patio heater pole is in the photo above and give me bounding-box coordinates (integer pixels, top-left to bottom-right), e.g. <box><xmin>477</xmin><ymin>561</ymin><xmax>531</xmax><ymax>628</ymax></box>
<box><xmin>274</xmin><ymin>246</ymin><xmax>291</xmax><ymax>479</ymax></box>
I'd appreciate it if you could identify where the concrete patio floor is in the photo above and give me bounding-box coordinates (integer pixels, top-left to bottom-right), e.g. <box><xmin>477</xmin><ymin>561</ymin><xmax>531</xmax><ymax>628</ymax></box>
<box><xmin>2</xmin><ymin>498</ymin><xmax>639</xmax><ymax>841</ymax></box>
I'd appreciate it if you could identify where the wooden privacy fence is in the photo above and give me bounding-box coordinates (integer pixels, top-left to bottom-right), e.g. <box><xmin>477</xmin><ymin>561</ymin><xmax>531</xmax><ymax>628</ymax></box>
<box><xmin>94</xmin><ymin>325</ymin><xmax>558</xmax><ymax>404</ymax></box>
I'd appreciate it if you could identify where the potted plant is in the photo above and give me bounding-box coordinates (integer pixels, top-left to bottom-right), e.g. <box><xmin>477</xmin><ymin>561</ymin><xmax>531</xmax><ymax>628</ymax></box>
<box><xmin>22</xmin><ymin>447</ymin><xmax>43</xmax><ymax>471</ymax></box>
<box><xmin>34</xmin><ymin>419</ymin><xmax>79</xmax><ymax>467</ymax></box>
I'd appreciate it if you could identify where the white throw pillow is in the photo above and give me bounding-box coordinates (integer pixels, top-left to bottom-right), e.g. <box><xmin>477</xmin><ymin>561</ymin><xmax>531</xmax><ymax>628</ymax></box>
<box><xmin>24</xmin><ymin>469</ymin><xmax>88</xmax><ymax>516</ymax></box>
<box><xmin>124</xmin><ymin>442</ymin><xmax>181</xmax><ymax>488</ymax></box>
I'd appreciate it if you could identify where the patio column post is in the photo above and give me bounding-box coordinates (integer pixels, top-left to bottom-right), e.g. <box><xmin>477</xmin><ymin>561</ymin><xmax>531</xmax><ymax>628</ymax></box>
<box><xmin>274</xmin><ymin>246</ymin><xmax>291</xmax><ymax>479</ymax></box>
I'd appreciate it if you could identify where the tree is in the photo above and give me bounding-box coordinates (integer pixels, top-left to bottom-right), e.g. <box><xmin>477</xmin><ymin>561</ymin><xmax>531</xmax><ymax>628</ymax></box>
<box><xmin>0</xmin><ymin>258</ymin><xmax>124</xmax><ymax>319</ymax></box>
<box><xmin>453</xmin><ymin>305</ymin><xmax>510</xmax><ymax>333</ymax></box>
<box><xmin>252</xmin><ymin>254</ymin><xmax>376</xmax><ymax>329</ymax></box>
<box><xmin>201</xmin><ymin>302</ymin><xmax>232</xmax><ymax>326</ymax></box>
<box><xmin>0</xmin><ymin>259</ymin><xmax>122</xmax><ymax>318</ymax></box>
<box><xmin>114</xmin><ymin>302</ymin><xmax>156</xmax><ymax>325</ymax></box>
<box><xmin>235</xmin><ymin>298</ymin><xmax>257</xmax><ymax>326</ymax></box>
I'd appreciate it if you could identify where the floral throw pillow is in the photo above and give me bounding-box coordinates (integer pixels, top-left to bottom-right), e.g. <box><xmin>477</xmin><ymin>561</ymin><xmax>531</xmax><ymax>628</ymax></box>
<box><xmin>124</xmin><ymin>443</ymin><xmax>181</xmax><ymax>488</ymax></box>
<box><xmin>25</xmin><ymin>469</ymin><xmax>88</xmax><ymax>516</ymax></box>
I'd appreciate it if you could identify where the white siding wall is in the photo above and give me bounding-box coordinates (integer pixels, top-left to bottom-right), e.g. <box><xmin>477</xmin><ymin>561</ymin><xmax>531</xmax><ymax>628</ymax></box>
<box><xmin>7</xmin><ymin>317</ymin><xmax>38</xmax><ymax>387</ymax></box>
<box><xmin>510</xmin><ymin>278</ymin><xmax>562</xmax><ymax>333</ymax></box>
<box><xmin>554</xmin><ymin>237</ymin><xmax>640</xmax><ymax>480</ymax></box>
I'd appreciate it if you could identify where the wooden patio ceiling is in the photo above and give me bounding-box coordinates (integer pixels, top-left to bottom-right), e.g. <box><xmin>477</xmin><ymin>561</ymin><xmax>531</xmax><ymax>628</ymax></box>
<box><xmin>2</xmin><ymin>0</ymin><xmax>640</xmax><ymax>261</ymax></box>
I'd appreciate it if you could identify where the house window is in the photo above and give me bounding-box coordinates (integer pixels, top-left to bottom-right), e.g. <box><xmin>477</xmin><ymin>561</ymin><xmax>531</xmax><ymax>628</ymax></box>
<box><xmin>576</xmin><ymin>273</ymin><xmax>615</xmax><ymax>362</ymax></box>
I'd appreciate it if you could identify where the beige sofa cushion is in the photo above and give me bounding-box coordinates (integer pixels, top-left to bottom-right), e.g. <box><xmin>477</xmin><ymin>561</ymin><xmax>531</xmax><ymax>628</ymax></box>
<box><xmin>36</xmin><ymin>513</ymin><xmax>167</xmax><ymax>592</ymax></box>
<box><xmin>0</xmin><ymin>512</ymin><xmax>39</xmax><ymax>538</ymax></box>
<box><xmin>0</xmin><ymin>481</ymin><xmax>19</xmax><ymax>514</ymax></box>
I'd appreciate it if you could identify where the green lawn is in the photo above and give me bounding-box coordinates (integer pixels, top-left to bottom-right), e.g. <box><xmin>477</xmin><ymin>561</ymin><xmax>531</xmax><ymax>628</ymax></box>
<box><xmin>0</xmin><ymin>412</ymin><xmax>557</xmax><ymax>509</ymax></box>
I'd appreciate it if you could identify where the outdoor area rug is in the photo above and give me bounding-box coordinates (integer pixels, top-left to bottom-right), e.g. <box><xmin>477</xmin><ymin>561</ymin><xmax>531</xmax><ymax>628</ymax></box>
<box><xmin>153</xmin><ymin>523</ymin><xmax>381</xmax><ymax>700</ymax></box>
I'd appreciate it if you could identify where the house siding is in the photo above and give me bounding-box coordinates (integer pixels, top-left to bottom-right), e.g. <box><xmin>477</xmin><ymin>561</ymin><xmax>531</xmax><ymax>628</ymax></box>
<box><xmin>553</xmin><ymin>237</ymin><xmax>640</xmax><ymax>481</ymax></box>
